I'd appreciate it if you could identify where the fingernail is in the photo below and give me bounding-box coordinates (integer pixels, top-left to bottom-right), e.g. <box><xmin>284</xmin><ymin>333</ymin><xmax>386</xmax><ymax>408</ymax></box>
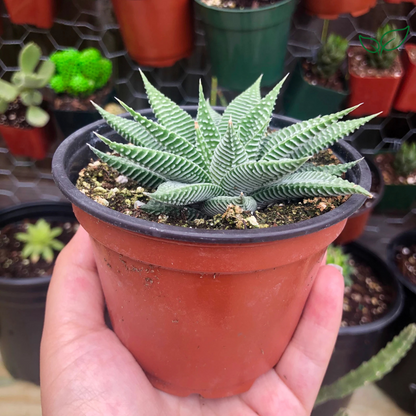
<box><xmin>328</xmin><ymin>264</ymin><xmax>343</xmax><ymax>274</ymax></box>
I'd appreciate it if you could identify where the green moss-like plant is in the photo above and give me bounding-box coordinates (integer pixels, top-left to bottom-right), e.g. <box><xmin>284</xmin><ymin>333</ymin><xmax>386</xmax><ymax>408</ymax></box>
<box><xmin>327</xmin><ymin>245</ymin><xmax>355</xmax><ymax>287</ymax></box>
<box><xmin>49</xmin><ymin>48</ymin><xmax>112</xmax><ymax>97</ymax></box>
<box><xmin>314</xmin><ymin>34</ymin><xmax>349</xmax><ymax>79</ymax></box>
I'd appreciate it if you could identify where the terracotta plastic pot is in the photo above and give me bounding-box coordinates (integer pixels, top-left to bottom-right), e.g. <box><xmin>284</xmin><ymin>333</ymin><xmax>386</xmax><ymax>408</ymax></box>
<box><xmin>111</xmin><ymin>0</ymin><xmax>193</xmax><ymax>67</ymax></box>
<box><xmin>3</xmin><ymin>0</ymin><xmax>55</xmax><ymax>29</ymax></box>
<box><xmin>0</xmin><ymin>121</ymin><xmax>55</xmax><ymax>160</ymax></box>
<box><xmin>303</xmin><ymin>0</ymin><xmax>377</xmax><ymax>19</ymax></box>
<box><xmin>348</xmin><ymin>48</ymin><xmax>403</xmax><ymax>117</ymax></box>
<box><xmin>394</xmin><ymin>45</ymin><xmax>416</xmax><ymax>113</ymax></box>
<box><xmin>52</xmin><ymin>108</ymin><xmax>370</xmax><ymax>398</ymax></box>
<box><xmin>0</xmin><ymin>202</ymin><xmax>75</xmax><ymax>384</ymax></box>
<box><xmin>334</xmin><ymin>158</ymin><xmax>384</xmax><ymax>245</ymax></box>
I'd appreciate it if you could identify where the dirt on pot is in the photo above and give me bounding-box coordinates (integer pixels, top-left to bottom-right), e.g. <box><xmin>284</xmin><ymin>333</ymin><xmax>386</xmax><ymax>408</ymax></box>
<box><xmin>202</xmin><ymin>0</ymin><xmax>279</xmax><ymax>8</ymax></box>
<box><xmin>342</xmin><ymin>256</ymin><xmax>394</xmax><ymax>327</ymax></box>
<box><xmin>375</xmin><ymin>153</ymin><xmax>416</xmax><ymax>185</ymax></box>
<box><xmin>302</xmin><ymin>60</ymin><xmax>346</xmax><ymax>93</ymax></box>
<box><xmin>0</xmin><ymin>98</ymin><xmax>32</xmax><ymax>129</ymax></box>
<box><xmin>395</xmin><ymin>244</ymin><xmax>416</xmax><ymax>285</ymax></box>
<box><xmin>349</xmin><ymin>47</ymin><xmax>402</xmax><ymax>79</ymax></box>
<box><xmin>0</xmin><ymin>220</ymin><xmax>78</xmax><ymax>279</ymax></box>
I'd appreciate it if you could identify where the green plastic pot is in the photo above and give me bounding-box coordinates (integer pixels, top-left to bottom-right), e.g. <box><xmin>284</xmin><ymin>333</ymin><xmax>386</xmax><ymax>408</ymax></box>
<box><xmin>195</xmin><ymin>0</ymin><xmax>296</xmax><ymax>91</ymax></box>
<box><xmin>283</xmin><ymin>61</ymin><xmax>348</xmax><ymax>120</ymax></box>
<box><xmin>375</xmin><ymin>184</ymin><xmax>416</xmax><ymax>213</ymax></box>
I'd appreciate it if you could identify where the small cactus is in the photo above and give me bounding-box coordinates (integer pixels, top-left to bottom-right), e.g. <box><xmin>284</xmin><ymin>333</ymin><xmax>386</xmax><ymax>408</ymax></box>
<box><xmin>314</xmin><ymin>34</ymin><xmax>349</xmax><ymax>79</ymax></box>
<box><xmin>326</xmin><ymin>245</ymin><xmax>354</xmax><ymax>287</ymax></box>
<box><xmin>394</xmin><ymin>142</ymin><xmax>416</xmax><ymax>177</ymax></box>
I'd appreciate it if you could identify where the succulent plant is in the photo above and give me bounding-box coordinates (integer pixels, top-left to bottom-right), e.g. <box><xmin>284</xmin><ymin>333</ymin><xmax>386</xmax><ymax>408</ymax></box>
<box><xmin>15</xmin><ymin>219</ymin><xmax>64</xmax><ymax>263</ymax></box>
<box><xmin>49</xmin><ymin>48</ymin><xmax>112</xmax><ymax>97</ymax></box>
<box><xmin>326</xmin><ymin>245</ymin><xmax>355</xmax><ymax>287</ymax></box>
<box><xmin>0</xmin><ymin>43</ymin><xmax>55</xmax><ymax>127</ymax></box>
<box><xmin>314</xmin><ymin>34</ymin><xmax>349</xmax><ymax>79</ymax></box>
<box><xmin>394</xmin><ymin>142</ymin><xmax>416</xmax><ymax>177</ymax></box>
<box><xmin>88</xmin><ymin>72</ymin><xmax>374</xmax><ymax>219</ymax></box>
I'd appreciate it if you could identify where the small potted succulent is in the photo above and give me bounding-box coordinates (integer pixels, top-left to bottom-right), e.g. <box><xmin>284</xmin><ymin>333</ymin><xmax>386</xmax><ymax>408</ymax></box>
<box><xmin>284</xmin><ymin>34</ymin><xmax>349</xmax><ymax>120</ymax></box>
<box><xmin>194</xmin><ymin>0</ymin><xmax>296</xmax><ymax>91</ymax></box>
<box><xmin>0</xmin><ymin>202</ymin><xmax>77</xmax><ymax>384</ymax></box>
<box><xmin>375</xmin><ymin>142</ymin><xmax>416</xmax><ymax>212</ymax></box>
<box><xmin>3</xmin><ymin>0</ymin><xmax>55</xmax><ymax>29</ymax></box>
<box><xmin>45</xmin><ymin>48</ymin><xmax>113</xmax><ymax>137</ymax></box>
<box><xmin>348</xmin><ymin>24</ymin><xmax>406</xmax><ymax>117</ymax></box>
<box><xmin>394</xmin><ymin>44</ymin><xmax>416</xmax><ymax>113</ymax></box>
<box><xmin>0</xmin><ymin>43</ymin><xmax>56</xmax><ymax>160</ymax></box>
<box><xmin>110</xmin><ymin>0</ymin><xmax>194</xmax><ymax>67</ymax></box>
<box><xmin>53</xmin><ymin>72</ymin><xmax>374</xmax><ymax>398</ymax></box>
<box><xmin>312</xmin><ymin>243</ymin><xmax>404</xmax><ymax>416</ymax></box>
<box><xmin>303</xmin><ymin>0</ymin><xmax>377</xmax><ymax>19</ymax></box>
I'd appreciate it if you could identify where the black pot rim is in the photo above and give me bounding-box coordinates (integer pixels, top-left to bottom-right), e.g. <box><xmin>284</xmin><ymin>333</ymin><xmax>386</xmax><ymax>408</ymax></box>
<box><xmin>387</xmin><ymin>229</ymin><xmax>416</xmax><ymax>296</ymax></box>
<box><xmin>194</xmin><ymin>0</ymin><xmax>294</xmax><ymax>13</ymax></box>
<box><xmin>0</xmin><ymin>202</ymin><xmax>75</xmax><ymax>287</ymax></box>
<box><xmin>52</xmin><ymin>106</ymin><xmax>371</xmax><ymax>244</ymax></box>
<box><xmin>338</xmin><ymin>242</ymin><xmax>404</xmax><ymax>336</ymax></box>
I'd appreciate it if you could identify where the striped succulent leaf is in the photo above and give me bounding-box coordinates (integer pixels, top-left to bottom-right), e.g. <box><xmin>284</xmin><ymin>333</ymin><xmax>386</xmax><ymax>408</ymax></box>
<box><xmin>206</xmin><ymin>100</ymin><xmax>222</xmax><ymax>126</ymax></box>
<box><xmin>245</xmin><ymin>120</ymin><xmax>269</xmax><ymax>161</ymax></box>
<box><xmin>299</xmin><ymin>159</ymin><xmax>363</xmax><ymax>176</ymax></box>
<box><xmin>201</xmin><ymin>194</ymin><xmax>257</xmax><ymax>217</ymax></box>
<box><xmin>140</xmin><ymin>200</ymin><xmax>206</xmax><ymax>220</ymax></box>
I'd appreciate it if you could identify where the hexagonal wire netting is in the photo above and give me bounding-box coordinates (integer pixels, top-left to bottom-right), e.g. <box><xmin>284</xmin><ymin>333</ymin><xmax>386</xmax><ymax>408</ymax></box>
<box><xmin>0</xmin><ymin>0</ymin><xmax>415</xmax><ymax>214</ymax></box>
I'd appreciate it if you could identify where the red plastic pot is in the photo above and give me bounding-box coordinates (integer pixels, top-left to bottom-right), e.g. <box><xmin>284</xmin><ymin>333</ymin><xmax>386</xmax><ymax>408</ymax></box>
<box><xmin>111</xmin><ymin>0</ymin><xmax>193</xmax><ymax>67</ymax></box>
<box><xmin>3</xmin><ymin>0</ymin><xmax>55</xmax><ymax>29</ymax></box>
<box><xmin>303</xmin><ymin>0</ymin><xmax>376</xmax><ymax>19</ymax></box>
<box><xmin>0</xmin><ymin>121</ymin><xmax>55</xmax><ymax>160</ymax></box>
<box><xmin>348</xmin><ymin>47</ymin><xmax>403</xmax><ymax>117</ymax></box>
<box><xmin>394</xmin><ymin>45</ymin><xmax>416</xmax><ymax>113</ymax></box>
<box><xmin>52</xmin><ymin>109</ymin><xmax>371</xmax><ymax>398</ymax></box>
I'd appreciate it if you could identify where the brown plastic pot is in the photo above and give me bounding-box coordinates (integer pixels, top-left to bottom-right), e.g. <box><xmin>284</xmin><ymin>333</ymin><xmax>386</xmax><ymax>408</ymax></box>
<box><xmin>303</xmin><ymin>0</ymin><xmax>376</xmax><ymax>19</ymax></box>
<box><xmin>52</xmin><ymin>108</ymin><xmax>371</xmax><ymax>398</ymax></box>
<box><xmin>348</xmin><ymin>47</ymin><xmax>403</xmax><ymax>117</ymax></box>
<box><xmin>111</xmin><ymin>0</ymin><xmax>193</xmax><ymax>67</ymax></box>
<box><xmin>334</xmin><ymin>158</ymin><xmax>384</xmax><ymax>245</ymax></box>
<box><xmin>3</xmin><ymin>0</ymin><xmax>55</xmax><ymax>29</ymax></box>
<box><xmin>0</xmin><ymin>121</ymin><xmax>55</xmax><ymax>160</ymax></box>
<box><xmin>394</xmin><ymin>45</ymin><xmax>416</xmax><ymax>113</ymax></box>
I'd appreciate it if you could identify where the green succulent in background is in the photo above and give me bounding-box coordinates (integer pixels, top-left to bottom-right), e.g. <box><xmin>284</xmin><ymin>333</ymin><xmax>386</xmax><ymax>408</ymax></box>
<box><xmin>326</xmin><ymin>244</ymin><xmax>355</xmax><ymax>287</ymax></box>
<box><xmin>0</xmin><ymin>43</ymin><xmax>55</xmax><ymax>127</ymax></box>
<box><xmin>89</xmin><ymin>72</ymin><xmax>374</xmax><ymax>219</ymax></box>
<box><xmin>314</xmin><ymin>34</ymin><xmax>349</xmax><ymax>79</ymax></box>
<box><xmin>49</xmin><ymin>47</ymin><xmax>112</xmax><ymax>97</ymax></box>
<box><xmin>394</xmin><ymin>142</ymin><xmax>416</xmax><ymax>177</ymax></box>
<box><xmin>15</xmin><ymin>219</ymin><xmax>64</xmax><ymax>263</ymax></box>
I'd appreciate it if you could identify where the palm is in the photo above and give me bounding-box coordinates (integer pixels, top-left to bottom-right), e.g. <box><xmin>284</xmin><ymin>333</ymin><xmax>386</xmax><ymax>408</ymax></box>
<box><xmin>41</xmin><ymin>228</ymin><xmax>343</xmax><ymax>416</ymax></box>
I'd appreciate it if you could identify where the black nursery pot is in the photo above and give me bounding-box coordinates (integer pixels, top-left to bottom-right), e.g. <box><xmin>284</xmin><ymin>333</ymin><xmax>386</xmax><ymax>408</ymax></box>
<box><xmin>0</xmin><ymin>202</ymin><xmax>75</xmax><ymax>384</ymax></box>
<box><xmin>312</xmin><ymin>242</ymin><xmax>404</xmax><ymax>416</ymax></box>
<box><xmin>377</xmin><ymin>229</ymin><xmax>416</xmax><ymax>414</ymax></box>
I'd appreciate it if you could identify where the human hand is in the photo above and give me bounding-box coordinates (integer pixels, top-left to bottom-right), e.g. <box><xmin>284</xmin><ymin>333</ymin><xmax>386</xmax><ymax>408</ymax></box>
<box><xmin>40</xmin><ymin>226</ymin><xmax>344</xmax><ymax>416</ymax></box>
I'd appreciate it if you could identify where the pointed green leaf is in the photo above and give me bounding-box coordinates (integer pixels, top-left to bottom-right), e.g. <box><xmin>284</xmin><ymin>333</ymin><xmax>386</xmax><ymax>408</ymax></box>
<box><xmin>210</xmin><ymin>119</ymin><xmax>248</xmax><ymax>185</ymax></box>
<box><xmin>262</xmin><ymin>105</ymin><xmax>362</xmax><ymax>161</ymax></box>
<box><xmin>146</xmin><ymin>182</ymin><xmax>226</xmax><ymax>206</ymax></box>
<box><xmin>244</xmin><ymin>120</ymin><xmax>269</xmax><ymax>161</ymax></box>
<box><xmin>218</xmin><ymin>75</ymin><xmax>262</xmax><ymax>136</ymax></box>
<box><xmin>19</xmin><ymin>42</ymin><xmax>41</xmax><ymax>74</ymax></box>
<box><xmin>197</xmin><ymin>81</ymin><xmax>221</xmax><ymax>152</ymax></box>
<box><xmin>0</xmin><ymin>79</ymin><xmax>18</xmax><ymax>102</ymax></box>
<box><xmin>94</xmin><ymin>133</ymin><xmax>210</xmax><ymax>184</ymax></box>
<box><xmin>140</xmin><ymin>70</ymin><xmax>196</xmax><ymax>144</ymax></box>
<box><xmin>381</xmin><ymin>26</ymin><xmax>409</xmax><ymax>52</ymax></box>
<box><xmin>116</xmin><ymin>99</ymin><xmax>203</xmax><ymax>165</ymax></box>
<box><xmin>239</xmin><ymin>74</ymin><xmax>287</xmax><ymax>145</ymax></box>
<box><xmin>50</xmin><ymin>239</ymin><xmax>65</xmax><ymax>251</ymax></box>
<box><xmin>251</xmin><ymin>171</ymin><xmax>372</xmax><ymax>207</ymax></box>
<box><xmin>221</xmin><ymin>157</ymin><xmax>309</xmax><ymax>195</ymax></box>
<box><xmin>26</xmin><ymin>106</ymin><xmax>49</xmax><ymax>127</ymax></box>
<box><xmin>299</xmin><ymin>159</ymin><xmax>363</xmax><ymax>176</ymax></box>
<box><xmin>141</xmin><ymin>200</ymin><xmax>205</xmax><ymax>220</ymax></box>
<box><xmin>194</xmin><ymin>122</ymin><xmax>212</xmax><ymax>170</ymax></box>
<box><xmin>201</xmin><ymin>194</ymin><xmax>257</xmax><ymax>217</ymax></box>
<box><xmin>359</xmin><ymin>35</ymin><xmax>380</xmax><ymax>54</ymax></box>
<box><xmin>88</xmin><ymin>145</ymin><xmax>166</xmax><ymax>188</ymax></box>
<box><xmin>92</xmin><ymin>102</ymin><xmax>163</xmax><ymax>149</ymax></box>
<box><xmin>206</xmin><ymin>99</ymin><xmax>222</xmax><ymax>126</ymax></box>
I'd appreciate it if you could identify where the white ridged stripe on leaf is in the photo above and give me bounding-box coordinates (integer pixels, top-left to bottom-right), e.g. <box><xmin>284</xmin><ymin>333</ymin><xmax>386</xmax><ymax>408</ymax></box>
<box><xmin>210</xmin><ymin>120</ymin><xmax>248</xmax><ymax>185</ymax></box>
<box><xmin>239</xmin><ymin>75</ymin><xmax>287</xmax><ymax>145</ymax></box>
<box><xmin>88</xmin><ymin>146</ymin><xmax>166</xmax><ymax>188</ymax></box>
<box><xmin>141</xmin><ymin>200</ymin><xmax>204</xmax><ymax>220</ymax></box>
<box><xmin>201</xmin><ymin>195</ymin><xmax>257</xmax><ymax>217</ymax></box>
<box><xmin>140</xmin><ymin>71</ymin><xmax>196</xmax><ymax>144</ymax></box>
<box><xmin>116</xmin><ymin>99</ymin><xmax>202</xmax><ymax>165</ymax></box>
<box><xmin>194</xmin><ymin>122</ymin><xmax>212</xmax><ymax>171</ymax></box>
<box><xmin>298</xmin><ymin>159</ymin><xmax>363</xmax><ymax>176</ymax></box>
<box><xmin>94</xmin><ymin>133</ymin><xmax>210</xmax><ymax>183</ymax></box>
<box><xmin>221</xmin><ymin>157</ymin><xmax>309</xmax><ymax>195</ymax></box>
<box><xmin>244</xmin><ymin>120</ymin><xmax>269</xmax><ymax>161</ymax></box>
<box><xmin>146</xmin><ymin>182</ymin><xmax>226</xmax><ymax>206</ymax></box>
<box><xmin>262</xmin><ymin>105</ymin><xmax>362</xmax><ymax>160</ymax></box>
<box><xmin>218</xmin><ymin>75</ymin><xmax>262</xmax><ymax>136</ymax></box>
<box><xmin>251</xmin><ymin>171</ymin><xmax>372</xmax><ymax>207</ymax></box>
<box><xmin>206</xmin><ymin>99</ymin><xmax>222</xmax><ymax>126</ymax></box>
<box><xmin>197</xmin><ymin>82</ymin><xmax>221</xmax><ymax>152</ymax></box>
